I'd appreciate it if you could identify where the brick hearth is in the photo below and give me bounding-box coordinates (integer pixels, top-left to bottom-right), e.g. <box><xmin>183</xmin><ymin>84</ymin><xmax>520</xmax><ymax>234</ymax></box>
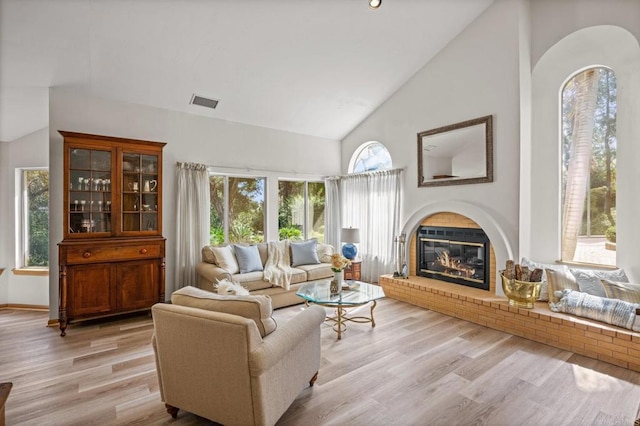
<box><xmin>380</xmin><ymin>274</ymin><xmax>640</xmax><ymax>372</ymax></box>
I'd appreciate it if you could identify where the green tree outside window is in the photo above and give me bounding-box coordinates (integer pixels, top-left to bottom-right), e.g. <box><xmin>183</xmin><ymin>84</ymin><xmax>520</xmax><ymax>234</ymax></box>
<box><xmin>23</xmin><ymin>170</ymin><xmax>49</xmax><ymax>267</ymax></box>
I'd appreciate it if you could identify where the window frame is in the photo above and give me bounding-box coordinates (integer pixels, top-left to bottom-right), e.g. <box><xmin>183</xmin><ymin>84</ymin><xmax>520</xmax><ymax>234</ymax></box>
<box><xmin>348</xmin><ymin>141</ymin><xmax>392</xmax><ymax>174</ymax></box>
<box><xmin>278</xmin><ymin>179</ymin><xmax>325</xmax><ymax>242</ymax></box>
<box><xmin>559</xmin><ymin>66</ymin><xmax>617</xmax><ymax>267</ymax></box>
<box><xmin>16</xmin><ymin>167</ymin><xmax>50</xmax><ymax>271</ymax></box>
<box><xmin>209</xmin><ymin>172</ymin><xmax>267</xmax><ymax>245</ymax></box>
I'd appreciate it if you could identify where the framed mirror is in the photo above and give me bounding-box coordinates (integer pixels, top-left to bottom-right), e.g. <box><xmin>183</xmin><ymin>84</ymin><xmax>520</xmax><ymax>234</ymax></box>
<box><xmin>417</xmin><ymin>115</ymin><xmax>493</xmax><ymax>187</ymax></box>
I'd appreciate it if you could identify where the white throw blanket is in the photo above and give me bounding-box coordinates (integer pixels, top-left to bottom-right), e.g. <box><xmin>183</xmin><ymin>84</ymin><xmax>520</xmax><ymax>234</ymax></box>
<box><xmin>263</xmin><ymin>240</ymin><xmax>293</xmax><ymax>290</ymax></box>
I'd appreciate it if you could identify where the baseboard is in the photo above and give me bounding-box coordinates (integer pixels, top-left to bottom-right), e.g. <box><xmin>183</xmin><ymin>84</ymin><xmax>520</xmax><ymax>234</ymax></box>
<box><xmin>47</xmin><ymin>319</ymin><xmax>59</xmax><ymax>327</ymax></box>
<box><xmin>0</xmin><ymin>304</ymin><xmax>49</xmax><ymax>311</ymax></box>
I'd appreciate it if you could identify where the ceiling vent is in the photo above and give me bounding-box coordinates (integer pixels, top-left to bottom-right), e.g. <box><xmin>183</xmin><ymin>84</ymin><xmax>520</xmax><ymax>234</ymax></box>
<box><xmin>190</xmin><ymin>94</ymin><xmax>219</xmax><ymax>109</ymax></box>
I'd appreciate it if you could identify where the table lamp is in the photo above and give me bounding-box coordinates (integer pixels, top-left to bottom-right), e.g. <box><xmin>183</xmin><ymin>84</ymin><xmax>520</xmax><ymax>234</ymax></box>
<box><xmin>341</xmin><ymin>227</ymin><xmax>360</xmax><ymax>260</ymax></box>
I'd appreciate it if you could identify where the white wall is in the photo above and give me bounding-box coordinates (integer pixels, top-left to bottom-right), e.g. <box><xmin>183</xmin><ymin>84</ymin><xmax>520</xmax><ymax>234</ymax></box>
<box><xmin>526</xmin><ymin>26</ymin><xmax>640</xmax><ymax>274</ymax></box>
<box><xmin>0</xmin><ymin>127</ymin><xmax>50</xmax><ymax>306</ymax></box>
<box><xmin>452</xmin><ymin>140</ymin><xmax>485</xmax><ymax>177</ymax></box>
<box><xmin>522</xmin><ymin>0</ymin><xmax>640</xmax><ymax>278</ymax></box>
<box><xmin>530</xmin><ymin>0</ymin><xmax>640</xmax><ymax>69</ymax></box>
<box><xmin>424</xmin><ymin>155</ymin><xmax>452</xmax><ymax>178</ymax></box>
<box><xmin>342</xmin><ymin>0</ymin><xmax>524</xmax><ymax>284</ymax></box>
<box><xmin>342</xmin><ymin>0</ymin><xmax>640</xmax><ymax>288</ymax></box>
<box><xmin>49</xmin><ymin>88</ymin><xmax>341</xmax><ymax>319</ymax></box>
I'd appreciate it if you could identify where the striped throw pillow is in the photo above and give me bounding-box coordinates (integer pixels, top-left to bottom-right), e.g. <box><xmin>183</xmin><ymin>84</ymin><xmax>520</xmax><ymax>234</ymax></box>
<box><xmin>600</xmin><ymin>280</ymin><xmax>640</xmax><ymax>304</ymax></box>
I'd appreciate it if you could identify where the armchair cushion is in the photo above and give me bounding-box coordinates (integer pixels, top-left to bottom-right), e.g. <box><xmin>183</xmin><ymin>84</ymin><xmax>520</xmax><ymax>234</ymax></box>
<box><xmin>172</xmin><ymin>286</ymin><xmax>276</xmax><ymax>337</ymax></box>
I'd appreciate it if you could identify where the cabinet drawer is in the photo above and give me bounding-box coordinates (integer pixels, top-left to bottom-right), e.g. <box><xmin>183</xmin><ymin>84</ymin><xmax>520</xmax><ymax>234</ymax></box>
<box><xmin>66</xmin><ymin>243</ymin><xmax>161</xmax><ymax>263</ymax></box>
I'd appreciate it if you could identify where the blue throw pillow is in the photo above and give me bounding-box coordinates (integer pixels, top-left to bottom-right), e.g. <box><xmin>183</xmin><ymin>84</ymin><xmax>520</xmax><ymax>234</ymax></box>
<box><xmin>233</xmin><ymin>244</ymin><xmax>264</xmax><ymax>274</ymax></box>
<box><xmin>290</xmin><ymin>239</ymin><xmax>320</xmax><ymax>267</ymax></box>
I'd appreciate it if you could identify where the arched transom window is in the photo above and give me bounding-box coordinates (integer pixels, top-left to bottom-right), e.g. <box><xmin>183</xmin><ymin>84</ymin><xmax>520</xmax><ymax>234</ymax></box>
<box><xmin>349</xmin><ymin>141</ymin><xmax>392</xmax><ymax>173</ymax></box>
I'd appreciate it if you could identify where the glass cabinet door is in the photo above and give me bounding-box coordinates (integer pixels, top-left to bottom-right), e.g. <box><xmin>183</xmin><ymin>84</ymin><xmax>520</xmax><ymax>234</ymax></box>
<box><xmin>122</xmin><ymin>152</ymin><xmax>159</xmax><ymax>233</ymax></box>
<box><xmin>68</xmin><ymin>148</ymin><xmax>112</xmax><ymax>234</ymax></box>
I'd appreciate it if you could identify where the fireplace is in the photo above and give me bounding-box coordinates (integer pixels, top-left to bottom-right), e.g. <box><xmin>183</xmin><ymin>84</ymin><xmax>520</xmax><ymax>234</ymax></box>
<box><xmin>416</xmin><ymin>226</ymin><xmax>490</xmax><ymax>290</ymax></box>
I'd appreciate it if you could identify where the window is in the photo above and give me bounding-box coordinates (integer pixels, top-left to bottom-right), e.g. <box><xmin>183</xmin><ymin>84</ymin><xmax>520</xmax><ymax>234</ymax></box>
<box><xmin>278</xmin><ymin>180</ymin><xmax>325</xmax><ymax>242</ymax></box>
<box><xmin>561</xmin><ymin>67</ymin><xmax>617</xmax><ymax>266</ymax></box>
<box><xmin>210</xmin><ymin>175</ymin><xmax>266</xmax><ymax>244</ymax></box>
<box><xmin>19</xmin><ymin>169</ymin><xmax>49</xmax><ymax>268</ymax></box>
<box><xmin>349</xmin><ymin>141</ymin><xmax>392</xmax><ymax>173</ymax></box>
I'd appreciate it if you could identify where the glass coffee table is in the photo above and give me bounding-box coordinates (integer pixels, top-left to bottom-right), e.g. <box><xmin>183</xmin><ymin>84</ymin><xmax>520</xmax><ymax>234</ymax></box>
<box><xmin>296</xmin><ymin>280</ymin><xmax>385</xmax><ymax>340</ymax></box>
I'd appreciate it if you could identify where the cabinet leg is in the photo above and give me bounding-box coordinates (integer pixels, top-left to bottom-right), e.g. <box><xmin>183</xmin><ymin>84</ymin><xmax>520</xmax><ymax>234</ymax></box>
<box><xmin>59</xmin><ymin>311</ymin><xmax>67</xmax><ymax>337</ymax></box>
<box><xmin>165</xmin><ymin>404</ymin><xmax>179</xmax><ymax>418</ymax></box>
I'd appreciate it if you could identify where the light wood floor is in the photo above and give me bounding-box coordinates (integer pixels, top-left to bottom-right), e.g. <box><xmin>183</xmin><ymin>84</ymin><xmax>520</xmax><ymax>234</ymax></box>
<box><xmin>2</xmin><ymin>299</ymin><xmax>640</xmax><ymax>425</ymax></box>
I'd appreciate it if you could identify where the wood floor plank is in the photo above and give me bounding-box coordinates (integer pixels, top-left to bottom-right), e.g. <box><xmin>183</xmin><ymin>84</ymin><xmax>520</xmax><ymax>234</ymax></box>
<box><xmin>2</xmin><ymin>298</ymin><xmax>640</xmax><ymax>425</ymax></box>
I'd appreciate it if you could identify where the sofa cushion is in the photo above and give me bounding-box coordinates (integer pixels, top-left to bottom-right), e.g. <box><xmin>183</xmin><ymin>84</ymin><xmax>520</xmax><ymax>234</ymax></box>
<box><xmin>290</xmin><ymin>268</ymin><xmax>309</xmax><ymax>284</ymax></box>
<box><xmin>232</xmin><ymin>272</ymin><xmax>274</xmax><ymax>292</ymax></box>
<box><xmin>317</xmin><ymin>243</ymin><xmax>334</xmax><ymax>263</ymax></box>
<box><xmin>546</xmin><ymin>269</ymin><xmax>579</xmax><ymax>304</ymax></box>
<box><xmin>257</xmin><ymin>243</ymin><xmax>268</xmax><ymax>266</ymax></box>
<box><xmin>521</xmin><ymin>257</ymin><xmax>569</xmax><ymax>302</ymax></box>
<box><xmin>290</xmin><ymin>239</ymin><xmax>320</xmax><ymax>267</ymax></box>
<box><xmin>234</xmin><ymin>244</ymin><xmax>264</xmax><ymax>274</ymax></box>
<box><xmin>296</xmin><ymin>263</ymin><xmax>333</xmax><ymax>281</ymax></box>
<box><xmin>171</xmin><ymin>286</ymin><xmax>276</xmax><ymax>337</ymax></box>
<box><xmin>202</xmin><ymin>245</ymin><xmax>217</xmax><ymax>264</ymax></box>
<box><xmin>202</xmin><ymin>245</ymin><xmax>239</xmax><ymax>275</ymax></box>
<box><xmin>600</xmin><ymin>279</ymin><xmax>640</xmax><ymax>304</ymax></box>
<box><xmin>569</xmin><ymin>267</ymin><xmax>629</xmax><ymax>298</ymax></box>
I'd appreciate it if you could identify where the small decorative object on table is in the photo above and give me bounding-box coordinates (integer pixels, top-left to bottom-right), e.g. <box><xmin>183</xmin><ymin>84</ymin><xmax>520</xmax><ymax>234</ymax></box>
<box><xmin>330</xmin><ymin>277</ymin><xmax>340</xmax><ymax>294</ymax></box>
<box><xmin>330</xmin><ymin>253</ymin><xmax>351</xmax><ymax>295</ymax></box>
<box><xmin>500</xmin><ymin>259</ymin><xmax>543</xmax><ymax>309</ymax></box>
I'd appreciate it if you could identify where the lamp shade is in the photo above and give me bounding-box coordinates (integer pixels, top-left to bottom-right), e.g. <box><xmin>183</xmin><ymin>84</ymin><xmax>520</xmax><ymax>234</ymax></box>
<box><xmin>341</xmin><ymin>228</ymin><xmax>360</xmax><ymax>243</ymax></box>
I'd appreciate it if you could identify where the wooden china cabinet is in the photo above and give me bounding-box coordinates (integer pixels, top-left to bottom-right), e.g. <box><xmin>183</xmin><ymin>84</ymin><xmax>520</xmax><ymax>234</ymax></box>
<box><xmin>57</xmin><ymin>131</ymin><xmax>166</xmax><ymax>336</ymax></box>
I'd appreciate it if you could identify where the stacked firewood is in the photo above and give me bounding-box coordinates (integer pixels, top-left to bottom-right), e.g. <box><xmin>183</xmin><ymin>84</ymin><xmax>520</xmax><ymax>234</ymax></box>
<box><xmin>503</xmin><ymin>260</ymin><xmax>544</xmax><ymax>282</ymax></box>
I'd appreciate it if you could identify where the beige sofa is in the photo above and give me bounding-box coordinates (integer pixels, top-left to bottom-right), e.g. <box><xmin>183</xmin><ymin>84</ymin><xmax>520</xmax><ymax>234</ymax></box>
<box><xmin>152</xmin><ymin>286</ymin><xmax>326</xmax><ymax>425</ymax></box>
<box><xmin>195</xmin><ymin>241</ymin><xmax>335</xmax><ymax>308</ymax></box>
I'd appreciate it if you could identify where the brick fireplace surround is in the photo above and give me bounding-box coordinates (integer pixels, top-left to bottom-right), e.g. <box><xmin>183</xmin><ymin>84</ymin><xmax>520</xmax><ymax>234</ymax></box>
<box><xmin>380</xmin><ymin>212</ymin><xmax>640</xmax><ymax>372</ymax></box>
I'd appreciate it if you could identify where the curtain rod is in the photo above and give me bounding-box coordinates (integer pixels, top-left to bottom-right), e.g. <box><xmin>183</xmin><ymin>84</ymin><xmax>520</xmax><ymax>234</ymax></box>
<box><xmin>324</xmin><ymin>167</ymin><xmax>405</xmax><ymax>180</ymax></box>
<box><xmin>179</xmin><ymin>162</ymin><xmax>404</xmax><ymax>180</ymax></box>
<box><xmin>202</xmin><ymin>162</ymin><xmax>325</xmax><ymax>179</ymax></box>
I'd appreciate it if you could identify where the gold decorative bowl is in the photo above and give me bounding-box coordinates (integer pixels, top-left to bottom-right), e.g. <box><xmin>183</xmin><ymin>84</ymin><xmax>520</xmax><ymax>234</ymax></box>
<box><xmin>500</xmin><ymin>272</ymin><xmax>541</xmax><ymax>309</ymax></box>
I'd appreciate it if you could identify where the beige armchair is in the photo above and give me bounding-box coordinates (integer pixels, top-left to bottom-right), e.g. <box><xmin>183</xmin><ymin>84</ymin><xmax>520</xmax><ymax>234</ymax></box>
<box><xmin>151</xmin><ymin>287</ymin><xmax>326</xmax><ymax>426</ymax></box>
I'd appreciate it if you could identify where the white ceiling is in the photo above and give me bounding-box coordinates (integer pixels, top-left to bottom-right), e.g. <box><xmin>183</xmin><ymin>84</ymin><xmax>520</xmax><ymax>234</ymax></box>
<box><xmin>0</xmin><ymin>0</ymin><xmax>493</xmax><ymax>142</ymax></box>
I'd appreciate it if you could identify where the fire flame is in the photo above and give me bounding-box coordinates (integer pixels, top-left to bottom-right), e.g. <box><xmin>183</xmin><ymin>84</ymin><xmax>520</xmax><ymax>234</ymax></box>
<box><xmin>437</xmin><ymin>250</ymin><xmax>476</xmax><ymax>278</ymax></box>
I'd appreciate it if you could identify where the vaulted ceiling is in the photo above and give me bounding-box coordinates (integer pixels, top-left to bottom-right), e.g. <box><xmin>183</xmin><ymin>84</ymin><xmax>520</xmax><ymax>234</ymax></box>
<box><xmin>0</xmin><ymin>0</ymin><xmax>493</xmax><ymax>142</ymax></box>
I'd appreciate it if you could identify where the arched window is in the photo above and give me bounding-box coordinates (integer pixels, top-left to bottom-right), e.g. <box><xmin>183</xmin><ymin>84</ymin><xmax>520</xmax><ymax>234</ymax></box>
<box><xmin>560</xmin><ymin>67</ymin><xmax>617</xmax><ymax>266</ymax></box>
<box><xmin>349</xmin><ymin>141</ymin><xmax>392</xmax><ymax>173</ymax></box>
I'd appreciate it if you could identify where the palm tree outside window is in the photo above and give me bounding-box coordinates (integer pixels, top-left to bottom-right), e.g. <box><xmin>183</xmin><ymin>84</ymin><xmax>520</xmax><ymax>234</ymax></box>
<box><xmin>561</xmin><ymin>67</ymin><xmax>617</xmax><ymax>266</ymax></box>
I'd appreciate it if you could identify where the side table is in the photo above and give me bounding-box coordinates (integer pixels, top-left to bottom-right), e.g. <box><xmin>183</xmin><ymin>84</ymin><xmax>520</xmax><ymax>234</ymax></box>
<box><xmin>344</xmin><ymin>260</ymin><xmax>361</xmax><ymax>281</ymax></box>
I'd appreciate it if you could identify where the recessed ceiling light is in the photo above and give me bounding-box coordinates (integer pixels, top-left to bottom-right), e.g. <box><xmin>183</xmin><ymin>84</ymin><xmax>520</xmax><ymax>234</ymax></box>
<box><xmin>190</xmin><ymin>94</ymin><xmax>219</xmax><ymax>110</ymax></box>
<box><xmin>369</xmin><ymin>0</ymin><xmax>381</xmax><ymax>9</ymax></box>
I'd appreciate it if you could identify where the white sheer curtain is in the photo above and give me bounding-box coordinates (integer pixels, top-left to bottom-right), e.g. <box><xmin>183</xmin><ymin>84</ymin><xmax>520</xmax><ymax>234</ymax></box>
<box><xmin>324</xmin><ymin>177</ymin><xmax>341</xmax><ymax>250</ymax></box>
<box><xmin>327</xmin><ymin>169</ymin><xmax>402</xmax><ymax>283</ymax></box>
<box><xmin>175</xmin><ymin>162</ymin><xmax>210</xmax><ymax>289</ymax></box>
